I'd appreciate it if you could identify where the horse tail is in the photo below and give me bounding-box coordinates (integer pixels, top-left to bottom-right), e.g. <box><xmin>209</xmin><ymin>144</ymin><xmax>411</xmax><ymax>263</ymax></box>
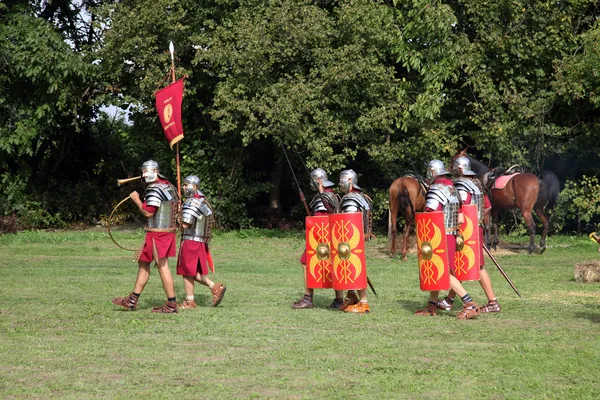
<box><xmin>536</xmin><ymin>170</ymin><xmax>560</xmax><ymax>211</ymax></box>
<box><xmin>398</xmin><ymin>188</ymin><xmax>414</xmax><ymax>218</ymax></box>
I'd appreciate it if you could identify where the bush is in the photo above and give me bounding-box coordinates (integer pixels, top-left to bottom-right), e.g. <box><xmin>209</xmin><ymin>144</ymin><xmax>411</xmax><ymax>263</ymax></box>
<box><xmin>553</xmin><ymin>176</ymin><xmax>600</xmax><ymax>234</ymax></box>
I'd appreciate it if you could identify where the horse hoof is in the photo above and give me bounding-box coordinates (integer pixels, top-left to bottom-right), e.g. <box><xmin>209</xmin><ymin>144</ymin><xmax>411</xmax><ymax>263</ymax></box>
<box><xmin>402</xmin><ymin>256</ymin><xmax>408</xmax><ymax>262</ymax></box>
<box><xmin>539</xmin><ymin>245</ymin><xmax>546</xmax><ymax>255</ymax></box>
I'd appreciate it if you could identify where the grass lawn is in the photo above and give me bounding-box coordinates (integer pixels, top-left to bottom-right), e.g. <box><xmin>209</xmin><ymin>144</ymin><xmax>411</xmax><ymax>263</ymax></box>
<box><xmin>0</xmin><ymin>228</ymin><xmax>599</xmax><ymax>399</ymax></box>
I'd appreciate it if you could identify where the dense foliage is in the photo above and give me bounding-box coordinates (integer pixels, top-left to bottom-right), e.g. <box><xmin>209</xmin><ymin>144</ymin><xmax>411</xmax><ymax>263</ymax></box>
<box><xmin>2</xmin><ymin>0</ymin><xmax>600</xmax><ymax>232</ymax></box>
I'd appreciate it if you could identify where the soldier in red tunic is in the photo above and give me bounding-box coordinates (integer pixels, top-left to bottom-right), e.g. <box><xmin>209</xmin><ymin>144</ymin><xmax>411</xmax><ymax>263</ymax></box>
<box><xmin>436</xmin><ymin>156</ymin><xmax>500</xmax><ymax>313</ymax></box>
<box><xmin>337</xmin><ymin>169</ymin><xmax>373</xmax><ymax>314</ymax></box>
<box><xmin>291</xmin><ymin>168</ymin><xmax>343</xmax><ymax>309</ymax></box>
<box><xmin>414</xmin><ymin>160</ymin><xmax>480</xmax><ymax>319</ymax></box>
<box><xmin>112</xmin><ymin>160</ymin><xmax>180</xmax><ymax>313</ymax></box>
<box><xmin>177</xmin><ymin>175</ymin><xmax>226</xmax><ymax>309</ymax></box>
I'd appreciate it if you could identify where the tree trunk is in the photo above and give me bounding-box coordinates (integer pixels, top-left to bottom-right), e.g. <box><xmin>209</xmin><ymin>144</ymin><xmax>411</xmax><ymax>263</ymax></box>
<box><xmin>269</xmin><ymin>158</ymin><xmax>283</xmax><ymax>212</ymax></box>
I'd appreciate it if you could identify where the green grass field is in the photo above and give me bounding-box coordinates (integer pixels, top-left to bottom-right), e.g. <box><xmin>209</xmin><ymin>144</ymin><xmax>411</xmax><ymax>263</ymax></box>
<box><xmin>0</xmin><ymin>228</ymin><xmax>599</xmax><ymax>399</ymax></box>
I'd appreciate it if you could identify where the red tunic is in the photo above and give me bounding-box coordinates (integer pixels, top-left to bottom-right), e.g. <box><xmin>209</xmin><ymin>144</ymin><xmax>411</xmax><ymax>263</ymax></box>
<box><xmin>177</xmin><ymin>192</ymin><xmax>213</xmax><ymax>277</ymax></box>
<box><xmin>139</xmin><ymin>179</ymin><xmax>177</xmax><ymax>263</ymax></box>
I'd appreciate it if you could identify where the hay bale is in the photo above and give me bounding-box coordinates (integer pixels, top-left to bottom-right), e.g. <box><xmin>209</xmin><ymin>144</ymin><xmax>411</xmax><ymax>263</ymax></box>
<box><xmin>574</xmin><ymin>260</ymin><xmax>600</xmax><ymax>283</ymax></box>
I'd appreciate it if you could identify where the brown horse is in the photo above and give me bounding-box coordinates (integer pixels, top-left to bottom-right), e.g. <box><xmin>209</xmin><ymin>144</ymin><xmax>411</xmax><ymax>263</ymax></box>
<box><xmin>453</xmin><ymin>149</ymin><xmax>560</xmax><ymax>254</ymax></box>
<box><xmin>388</xmin><ymin>175</ymin><xmax>427</xmax><ymax>260</ymax></box>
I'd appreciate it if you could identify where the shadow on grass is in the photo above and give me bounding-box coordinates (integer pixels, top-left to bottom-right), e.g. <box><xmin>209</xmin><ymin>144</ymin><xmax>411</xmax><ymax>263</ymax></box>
<box><xmin>575</xmin><ymin>311</ymin><xmax>600</xmax><ymax>323</ymax></box>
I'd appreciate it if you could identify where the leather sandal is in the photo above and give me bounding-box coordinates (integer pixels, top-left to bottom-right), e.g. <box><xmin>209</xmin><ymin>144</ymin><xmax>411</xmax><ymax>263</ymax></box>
<box><xmin>436</xmin><ymin>296</ymin><xmax>454</xmax><ymax>311</ymax></box>
<box><xmin>414</xmin><ymin>302</ymin><xmax>437</xmax><ymax>316</ymax></box>
<box><xmin>151</xmin><ymin>301</ymin><xmax>178</xmax><ymax>313</ymax></box>
<box><xmin>211</xmin><ymin>283</ymin><xmax>226</xmax><ymax>307</ymax></box>
<box><xmin>291</xmin><ymin>295</ymin><xmax>314</xmax><ymax>309</ymax></box>
<box><xmin>457</xmin><ymin>301</ymin><xmax>479</xmax><ymax>320</ymax></box>
<box><xmin>111</xmin><ymin>293</ymin><xmax>138</xmax><ymax>311</ymax></box>
<box><xmin>339</xmin><ymin>291</ymin><xmax>359</xmax><ymax>311</ymax></box>
<box><xmin>344</xmin><ymin>302</ymin><xmax>370</xmax><ymax>314</ymax></box>
<box><xmin>179</xmin><ymin>299</ymin><xmax>197</xmax><ymax>309</ymax></box>
<box><xmin>480</xmin><ymin>300</ymin><xmax>501</xmax><ymax>313</ymax></box>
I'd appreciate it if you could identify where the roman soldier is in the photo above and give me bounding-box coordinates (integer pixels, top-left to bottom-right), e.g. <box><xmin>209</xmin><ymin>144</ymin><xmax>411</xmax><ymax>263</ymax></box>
<box><xmin>112</xmin><ymin>160</ymin><xmax>180</xmax><ymax>313</ymax></box>
<box><xmin>414</xmin><ymin>159</ymin><xmax>480</xmax><ymax>319</ymax></box>
<box><xmin>292</xmin><ymin>168</ymin><xmax>343</xmax><ymax>309</ymax></box>
<box><xmin>436</xmin><ymin>156</ymin><xmax>500</xmax><ymax>313</ymax></box>
<box><xmin>177</xmin><ymin>175</ymin><xmax>226</xmax><ymax>309</ymax></box>
<box><xmin>337</xmin><ymin>169</ymin><xmax>371</xmax><ymax>314</ymax></box>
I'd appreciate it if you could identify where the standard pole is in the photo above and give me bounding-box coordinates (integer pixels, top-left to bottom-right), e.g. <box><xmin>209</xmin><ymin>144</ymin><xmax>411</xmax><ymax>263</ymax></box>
<box><xmin>169</xmin><ymin>41</ymin><xmax>182</xmax><ymax>199</ymax></box>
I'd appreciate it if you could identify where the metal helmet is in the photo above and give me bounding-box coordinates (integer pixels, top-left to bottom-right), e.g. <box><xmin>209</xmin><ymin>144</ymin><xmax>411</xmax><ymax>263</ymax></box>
<box><xmin>141</xmin><ymin>160</ymin><xmax>160</xmax><ymax>183</ymax></box>
<box><xmin>309</xmin><ymin>168</ymin><xmax>334</xmax><ymax>191</ymax></box>
<box><xmin>427</xmin><ymin>159</ymin><xmax>450</xmax><ymax>180</ymax></box>
<box><xmin>453</xmin><ymin>156</ymin><xmax>478</xmax><ymax>176</ymax></box>
<box><xmin>183</xmin><ymin>175</ymin><xmax>200</xmax><ymax>197</ymax></box>
<box><xmin>339</xmin><ymin>169</ymin><xmax>362</xmax><ymax>192</ymax></box>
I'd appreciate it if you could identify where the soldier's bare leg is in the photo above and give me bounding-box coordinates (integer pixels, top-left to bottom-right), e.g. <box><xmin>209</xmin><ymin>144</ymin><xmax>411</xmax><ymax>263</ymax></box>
<box><xmin>479</xmin><ymin>268</ymin><xmax>501</xmax><ymax>313</ymax></box>
<box><xmin>179</xmin><ymin>275</ymin><xmax>198</xmax><ymax>309</ymax></box>
<box><xmin>183</xmin><ymin>276</ymin><xmax>196</xmax><ymax>296</ymax></box>
<box><xmin>151</xmin><ymin>257</ymin><xmax>178</xmax><ymax>313</ymax></box>
<box><xmin>195</xmin><ymin>273</ymin><xmax>214</xmax><ymax>288</ymax></box>
<box><xmin>450</xmin><ymin>275</ymin><xmax>479</xmax><ymax>319</ymax></box>
<box><xmin>156</xmin><ymin>257</ymin><xmax>175</xmax><ymax>299</ymax></box>
<box><xmin>479</xmin><ymin>269</ymin><xmax>495</xmax><ymax>301</ymax></box>
<box><xmin>415</xmin><ymin>290</ymin><xmax>439</xmax><ymax>316</ymax></box>
<box><xmin>292</xmin><ymin>264</ymin><xmax>314</xmax><ymax>309</ymax></box>
<box><xmin>133</xmin><ymin>261</ymin><xmax>152</xmax><ymax>294</ymax></box>
<box><xmin>111</xmin><ymin>261</ymin><xmax>152</xmax><ymax>310</ymax></box>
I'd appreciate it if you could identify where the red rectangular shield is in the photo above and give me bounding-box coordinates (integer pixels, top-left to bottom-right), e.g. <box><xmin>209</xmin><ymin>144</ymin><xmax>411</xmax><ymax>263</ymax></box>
<box><xmin>155</xmin><ymin>78</ymin><xmax>185</xmax><ymax>149</ymax></box>
<box><xmin>415</xmin><ymin>211</ymin><xmax>450</xmax><ymax>291</ymax></box>
<box><xmin>330</xmin><ymin>212</ymin><xmax>367</xmax><ymax>290</ymax></box>
<box><xmin>305</xmin><ymin>216</ymin><xmax>333</xmax><ymax>289</ymax></box>
<box><xmin>454</xmin><ymin>204</ymin><xmax>481</xmax><ymax>281</ymax></box>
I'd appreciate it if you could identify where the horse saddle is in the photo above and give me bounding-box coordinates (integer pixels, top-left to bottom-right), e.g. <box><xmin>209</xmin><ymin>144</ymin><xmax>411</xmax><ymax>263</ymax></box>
<box><xmin>485</xmin><ymin>165</ymin><xmax>522</xmax><ymax>190</ymax></box>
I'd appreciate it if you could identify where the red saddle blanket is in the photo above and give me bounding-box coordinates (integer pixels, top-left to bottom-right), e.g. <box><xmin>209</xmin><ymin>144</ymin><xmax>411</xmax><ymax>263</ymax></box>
<box><xmin>492</xmin><ymin>173</ymin><xmax>520</xmax><ymax>190</ymax></box>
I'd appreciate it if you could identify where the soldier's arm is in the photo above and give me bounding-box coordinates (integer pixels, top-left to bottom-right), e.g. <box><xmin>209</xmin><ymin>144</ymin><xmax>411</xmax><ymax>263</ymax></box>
<box><xmin>130</xmin><ymin>191</ymin><xmax>155</xmax><ymax>218</ymax></box>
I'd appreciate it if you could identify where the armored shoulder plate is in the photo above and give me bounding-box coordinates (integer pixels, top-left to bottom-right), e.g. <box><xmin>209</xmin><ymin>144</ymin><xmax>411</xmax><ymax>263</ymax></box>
<box><xmin>341</xmin><ymin>192</ymin><xmax>373</xmax><ymax>238</ymax></box>
<box><xmin>182</xmin><ymin>197</ymin><xmax>214</xmax><ymax>243</ymax></box>
<box><xmin>144</xmin><ymin>182</ymin><xmax>178</xmax><ymax>208</ymax></box>
<box><xmin>454</xmin><ymin>178</ymin><xmax>481</xmax><ymax>196</ymax></box>
<box><xmin>340</xmin><ymin>192</ymin><xmax>370</xmax><ymax>213</ymax></box>
<box><xmin>426</xmin><ymin>184</ymin><xmax>459</xmax><ymax>234</ymax></box>
<box><xmin>453</xmin><ymin>178</ymin><xmax>481</xmax><ymax>203</ymax></box>
<box><xmin>425</xmin><ymin>184</ymin><xmax>454</xmax><ymax>210</ymax></box>
<box><xmin>309</xmin><ymin>192</ymin><xmax>341</xmax><ymax>214</ymax></box>
<box><xmin>181</xmin><ymin>197</ymin><xmax>213</xmax><ymax>225</ymax></box>
<box><xmin>454</xmin><ymin>178</ymin><xmax>485</xmax><ymax>224</ymax></box>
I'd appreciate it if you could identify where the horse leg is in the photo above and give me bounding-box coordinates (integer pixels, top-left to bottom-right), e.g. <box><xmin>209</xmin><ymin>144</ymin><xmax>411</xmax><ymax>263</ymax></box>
<box><xmin>491</xmin><ymin>209</ymin><xmax>500</xmax><ymax>250</ymax></box>
<box><xmin>534</xmin><ymin>206</ymin><xmax>548</xmax><ymax>254</ymax></box>
<box><xmin>522</xmin><ymin>210</ymin><xmax>536</xmax><ymax>254</ymax></box>
<box><xmin>389</xmin><ymin>208</ymin><xmax>397</xmax><ymax>257</ymax></box>
<box><xmin>402</xmin><ymin>214</ymin><xmax>413</xmax><ymax>261</ymax></box>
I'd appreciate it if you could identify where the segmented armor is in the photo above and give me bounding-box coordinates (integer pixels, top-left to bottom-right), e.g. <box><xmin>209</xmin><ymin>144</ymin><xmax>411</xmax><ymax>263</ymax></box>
<box><xmin>425</xmin><ymin>184</ymin><xmax>459</xmax><ymax>234</ymax></box>
<box><xmin>144</xmin><ymin>182</ymin><xmax>179</xmax><ymax>231</ymax></box>
<box><xmin>454</xmin><ymin>177</ymin><xmax>485</xmax><ymax>226</ymax></box>
<box><xmin>181</xmin><ymin>197</ymin><xmax>213</xmax><ymax>243</ymax></box>
<box><xmin>340</xmin><ymin>192</ymin><xmax>373</xmax><ymax>236</ymax></box>
<box><xmin>309</xmin><ymin>191</ymin><xmax>341</xmax><ymax>214</ymax></box>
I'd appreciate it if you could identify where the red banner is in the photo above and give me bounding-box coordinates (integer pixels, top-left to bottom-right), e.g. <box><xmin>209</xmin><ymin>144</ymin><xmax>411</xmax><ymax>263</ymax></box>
<box><xmin>305</xmin><ymin>216</ymin><xmax>333</xmax><ymax>289</ymax></box>
<box><xmin>330</xmin><ymin>212</ymin><xmax>367</xmax><ymax>290</ymax></box>
<box><xmin>454</xmin><ymin>204</ymin><xmax>481</xmax><ymax>281</ymax></box>
<box><xmin>155</xmin><ymin>78</ymin><xmax>185</xmax><ymax>149</ymax></box>
<box><xmin>415</xmin><ymin>211</ymin><xmax>450</xmax><ymax>291</ymax></box>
